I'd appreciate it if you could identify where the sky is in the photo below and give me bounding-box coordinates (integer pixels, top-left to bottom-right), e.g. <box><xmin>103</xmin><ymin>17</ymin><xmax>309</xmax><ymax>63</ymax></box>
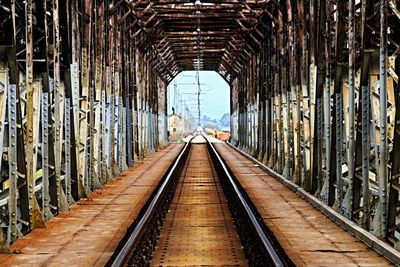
<box><xmin>167</xmin><ymin>71</ymin><xmax>230</xmax><ymax>121</ymax></box>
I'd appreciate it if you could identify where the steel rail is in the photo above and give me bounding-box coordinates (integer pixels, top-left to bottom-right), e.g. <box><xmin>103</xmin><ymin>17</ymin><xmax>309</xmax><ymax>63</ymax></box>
<box><xmin>225</xmin><ymin>140</ymin><xmax>400</xmax><ymax>265</ymax></box>
<box><xmin>206</xmin><ymin>137</ymin><xmax>285</xmax><ymax>267</ymax></box>
<box><xmin>110</xmin><ymin>140</ymin><xmax>192</xmax><ymax>267</ymax></box>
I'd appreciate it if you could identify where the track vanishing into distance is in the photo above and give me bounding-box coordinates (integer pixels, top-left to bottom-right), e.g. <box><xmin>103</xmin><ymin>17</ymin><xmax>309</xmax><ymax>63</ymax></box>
<box><xmin>151</xmin><ymin>143</ymin><xmax>247</xmax><ymax>266</ymax></box>
<box><xmin>107</xmin><ymin>136</ymin><xmax>292</xmax><ymax>267</ymax></box>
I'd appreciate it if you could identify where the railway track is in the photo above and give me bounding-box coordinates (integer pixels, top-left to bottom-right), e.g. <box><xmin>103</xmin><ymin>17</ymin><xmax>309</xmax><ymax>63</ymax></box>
<box><xmin>107</xmin><ymin>136</ymin><xmax>292</xmax><ymax>267</ymax></box>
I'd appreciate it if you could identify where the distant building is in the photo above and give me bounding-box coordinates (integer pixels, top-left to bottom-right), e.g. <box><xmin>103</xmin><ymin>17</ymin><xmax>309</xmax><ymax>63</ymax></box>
<box><xmin>168</xmin><ymin>114</ymin><xmax>183</xmax><ymax>142</ymax></box>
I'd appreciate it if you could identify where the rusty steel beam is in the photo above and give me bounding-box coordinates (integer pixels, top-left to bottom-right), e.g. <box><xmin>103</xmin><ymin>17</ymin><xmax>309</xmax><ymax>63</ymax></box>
<box><xmin>228</xmin><ymin>0</ymin><xmax>400</xmax><ymax>250</ymax></box>
<box><xmin>0</xmin><ymin>0</ymin><xmax>399</xmax><ymax>253</ymax></box>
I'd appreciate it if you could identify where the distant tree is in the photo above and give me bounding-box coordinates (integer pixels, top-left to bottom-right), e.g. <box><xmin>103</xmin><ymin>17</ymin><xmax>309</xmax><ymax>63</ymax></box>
<box><xmin>220</xmin><ymin>113</ymin><xmax>230</xmax><ymax>126</ymax></box>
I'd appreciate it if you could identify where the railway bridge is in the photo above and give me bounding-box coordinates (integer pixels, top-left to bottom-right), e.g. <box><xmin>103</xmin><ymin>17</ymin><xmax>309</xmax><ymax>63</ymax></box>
<box><xmin>0</xmin><ymin>0</ymin><xmax>400</xmax><ymax>266</ymax></box>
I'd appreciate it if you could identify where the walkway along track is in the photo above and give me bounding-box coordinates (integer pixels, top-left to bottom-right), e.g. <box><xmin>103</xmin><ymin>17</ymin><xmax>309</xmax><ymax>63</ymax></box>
<box><xmin>107</xmin><ymin>137</ymin><xmax>293</xmax><ymax>266</ymax></box>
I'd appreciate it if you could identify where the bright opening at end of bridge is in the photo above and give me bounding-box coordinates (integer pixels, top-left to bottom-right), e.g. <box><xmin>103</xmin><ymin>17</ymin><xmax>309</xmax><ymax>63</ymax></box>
<box><xmin>167</xmin><ymin>71</ymin><xmax>230</xmax><ymax>142</ymax></box>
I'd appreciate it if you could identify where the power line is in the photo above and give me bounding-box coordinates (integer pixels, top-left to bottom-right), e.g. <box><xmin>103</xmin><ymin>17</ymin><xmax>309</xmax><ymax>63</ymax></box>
<box><xmin>196</xmin><ymin>1</ymin><xmax>202</xmax><ymax>126</ymax></box>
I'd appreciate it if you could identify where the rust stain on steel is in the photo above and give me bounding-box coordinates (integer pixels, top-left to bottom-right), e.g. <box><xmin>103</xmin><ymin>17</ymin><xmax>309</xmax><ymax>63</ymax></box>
<box><xmin>151</xmin><ymin>144</ymin><xmax>247</xmax><ymax>266</ymax></box>
<box><xmin>215</xmin><ymin>143</ymin><xmax>393</xmax><ymax>267</ymax></box>
<box><xmin>0</xmin><ymin>145</ymin><xmax>183</xmax><ymax>267</ymax></box>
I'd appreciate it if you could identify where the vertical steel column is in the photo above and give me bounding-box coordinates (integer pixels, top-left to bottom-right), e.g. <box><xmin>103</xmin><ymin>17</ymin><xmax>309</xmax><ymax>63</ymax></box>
<box><xmin>41</xmin><ymin>93</ymin><xmax>53</xmax><ymax>221</ymax></box>
<box><xmin>109</xmin><ymin>71</ymin><xmax>117</xmax><ymax>174</ymax></box>
<box><xmin>378</xmin><ymin>0</ymin><xmax>388</xmax><ymax>239</ymax></box>
<box><xmin>309</xmin><ymin>0</ymin><xmax>318</xmax><ymax>193</ymax></box>
<box><xmin>346</xmin><ymin>0</ymin><xmax>356</xmax><ymax>218</ymax></box>
<box><xmin>25</xmin><ymin>0</ymin><xmax>36</xmax><ymax>227</ymax></box>
<box><xmin>126</xmin><ymin>98</ymin><xmax>133</xmax><ymax>167</ymax></box>
<box><xmin>53</xmin><ymin>0</ymin><xmax>68</xmax><ymax>212</ymax></box>
<box><xmin>65</xmin><ymin>98</ymin><xmax>74</xmax><ymax>204</ymax></box>
<box><xmin>70</xmin><ymin>63</ymin><xmax>82</xmax><ymax>196</ymax></box>
<box><xmin>317</xmin><ymin>98</ymin><xmax>324</xmax><ymax>194</ymax></box>
<box><xmin>323</xmin><ymin>0</ymin><xmax>332</xmax><ymax>204</ymax></box>
<box><xmin>361</xmin><ymin>85</ymin><xmax>371</xmax><ymax>229</ymax></box>
<box><xmin>118</xmin><ymin>96</ymin><xmax>125</xmax><ymax>171</ymax></box>
<box><xmin>101</xmin><ymin>89</ymin><xmax>107</xmax><ymax>182</ymax></box>
<box><xmin>132</xmin><ymin>61</ymin><xmax>138</xmax><ymax>161</ymax></box>
<box><xmin>79</xmin><ymin>48</ymin><xmax>89</xmax><ymax>193</ymax></box>
<box><xmin>94</xmin><ymin>1</ymin><xmax>104</xmax><ymax>180</ymax></box>
<box><xmin>89</xmin><ymin>82</ymin><xmax>95</xmax><ymax>189</ymax></box>
<box><xmin>259</xmin><ymin>46</ymin><xmax>265</xmax><ymax>161</ymax></box>
<box><xmin>294</xmin><ymin>85</ymin><xmax>303</xmax><ymax>185</ymax></box>
<box><xmin>105</xmin><ymin>66</ymin><xmax>112</xmax><ymax>178</ymax></box>
<box><xmin>24</xmin><ymin>0</ymin><xmax>45</xmax><ymax>228</ymax></box>
<box><xmin>91</xmin><ymin>43</ymin><xmax>103</xmax><ymax>187</ymax></box>
<box><xmin>8</xmin><ymin>84</ymin><xmax>19</xmax><ymax>244</ymax></box>
<box><xmin>277</xmin><ymin>74</ymin><xmax>284</xmax><ymax>173</ymax></box>
<box><xmin>352</xmin><ymin>0</ymin><xmax>370</xmax><ymax>223</ymax></box>
<box><xmin>335</xmin><ymin>93</ymin><xmax>343</xmax><ymax>208</ymax></box>
<box><xmin>69</xmin><ymin>0</ymin><xmax>82</xmax><ymax>199</ymax></box>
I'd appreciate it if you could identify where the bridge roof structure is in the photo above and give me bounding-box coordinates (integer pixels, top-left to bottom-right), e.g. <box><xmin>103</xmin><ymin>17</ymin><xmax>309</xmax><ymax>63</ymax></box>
<box><xmin>117</xmin><ymin>0</ymin><xmax>269</xmax><ymax>83</ymax></box>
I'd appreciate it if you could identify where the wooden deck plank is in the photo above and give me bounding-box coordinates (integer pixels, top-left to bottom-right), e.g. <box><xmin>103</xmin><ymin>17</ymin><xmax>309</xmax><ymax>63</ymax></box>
<box><xmin>0</xmin><ymin>144</ymin><xmax>183</xmax><ymax>267</ymax></box>
<box><xmin>215</xmin><ymin>143</ymin><xmax>393</xmax><ymax>267</ymax></box>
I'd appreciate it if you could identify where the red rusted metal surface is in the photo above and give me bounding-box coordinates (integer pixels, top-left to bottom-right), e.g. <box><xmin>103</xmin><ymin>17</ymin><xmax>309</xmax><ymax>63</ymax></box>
<box><xmin>0</xmin><ymin>145</ymin><xmax>183</xmax><ymax>267</ymax></box>
<box><xmin>215</xmin><ymin>143</ymin><xmax>393</xmax><ymax>267</ymax></box>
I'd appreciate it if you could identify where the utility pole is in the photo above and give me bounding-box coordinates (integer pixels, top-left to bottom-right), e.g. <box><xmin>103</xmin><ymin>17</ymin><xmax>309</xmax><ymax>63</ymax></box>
<box><xmin>196</xmin><ymin>71</ymin><xmax>201</xmax><ymax>126</ymax></box>
<box><xmin>173</xmin><ymin>80</ymin><xmax>177</xmax><ymax>113</ymax></box>
<box><xmin>196</xmin><ymin>4</ymin><xmax>202</xmax><ymax>127</ymax></box>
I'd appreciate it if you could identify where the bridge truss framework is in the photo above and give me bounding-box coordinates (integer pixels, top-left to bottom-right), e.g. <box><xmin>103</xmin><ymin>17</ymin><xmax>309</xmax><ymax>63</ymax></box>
<box><xmin>0</xmin><ymin>0</ymin><xmax>400</xmax><ymax>251</ymax></box>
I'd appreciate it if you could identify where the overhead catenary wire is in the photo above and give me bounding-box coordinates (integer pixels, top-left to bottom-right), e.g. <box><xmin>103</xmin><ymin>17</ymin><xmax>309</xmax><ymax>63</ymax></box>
<box><xmin>196</xmin><ymin>1</ymin><xmax>202</xmax><ymax>126</ymax></box>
